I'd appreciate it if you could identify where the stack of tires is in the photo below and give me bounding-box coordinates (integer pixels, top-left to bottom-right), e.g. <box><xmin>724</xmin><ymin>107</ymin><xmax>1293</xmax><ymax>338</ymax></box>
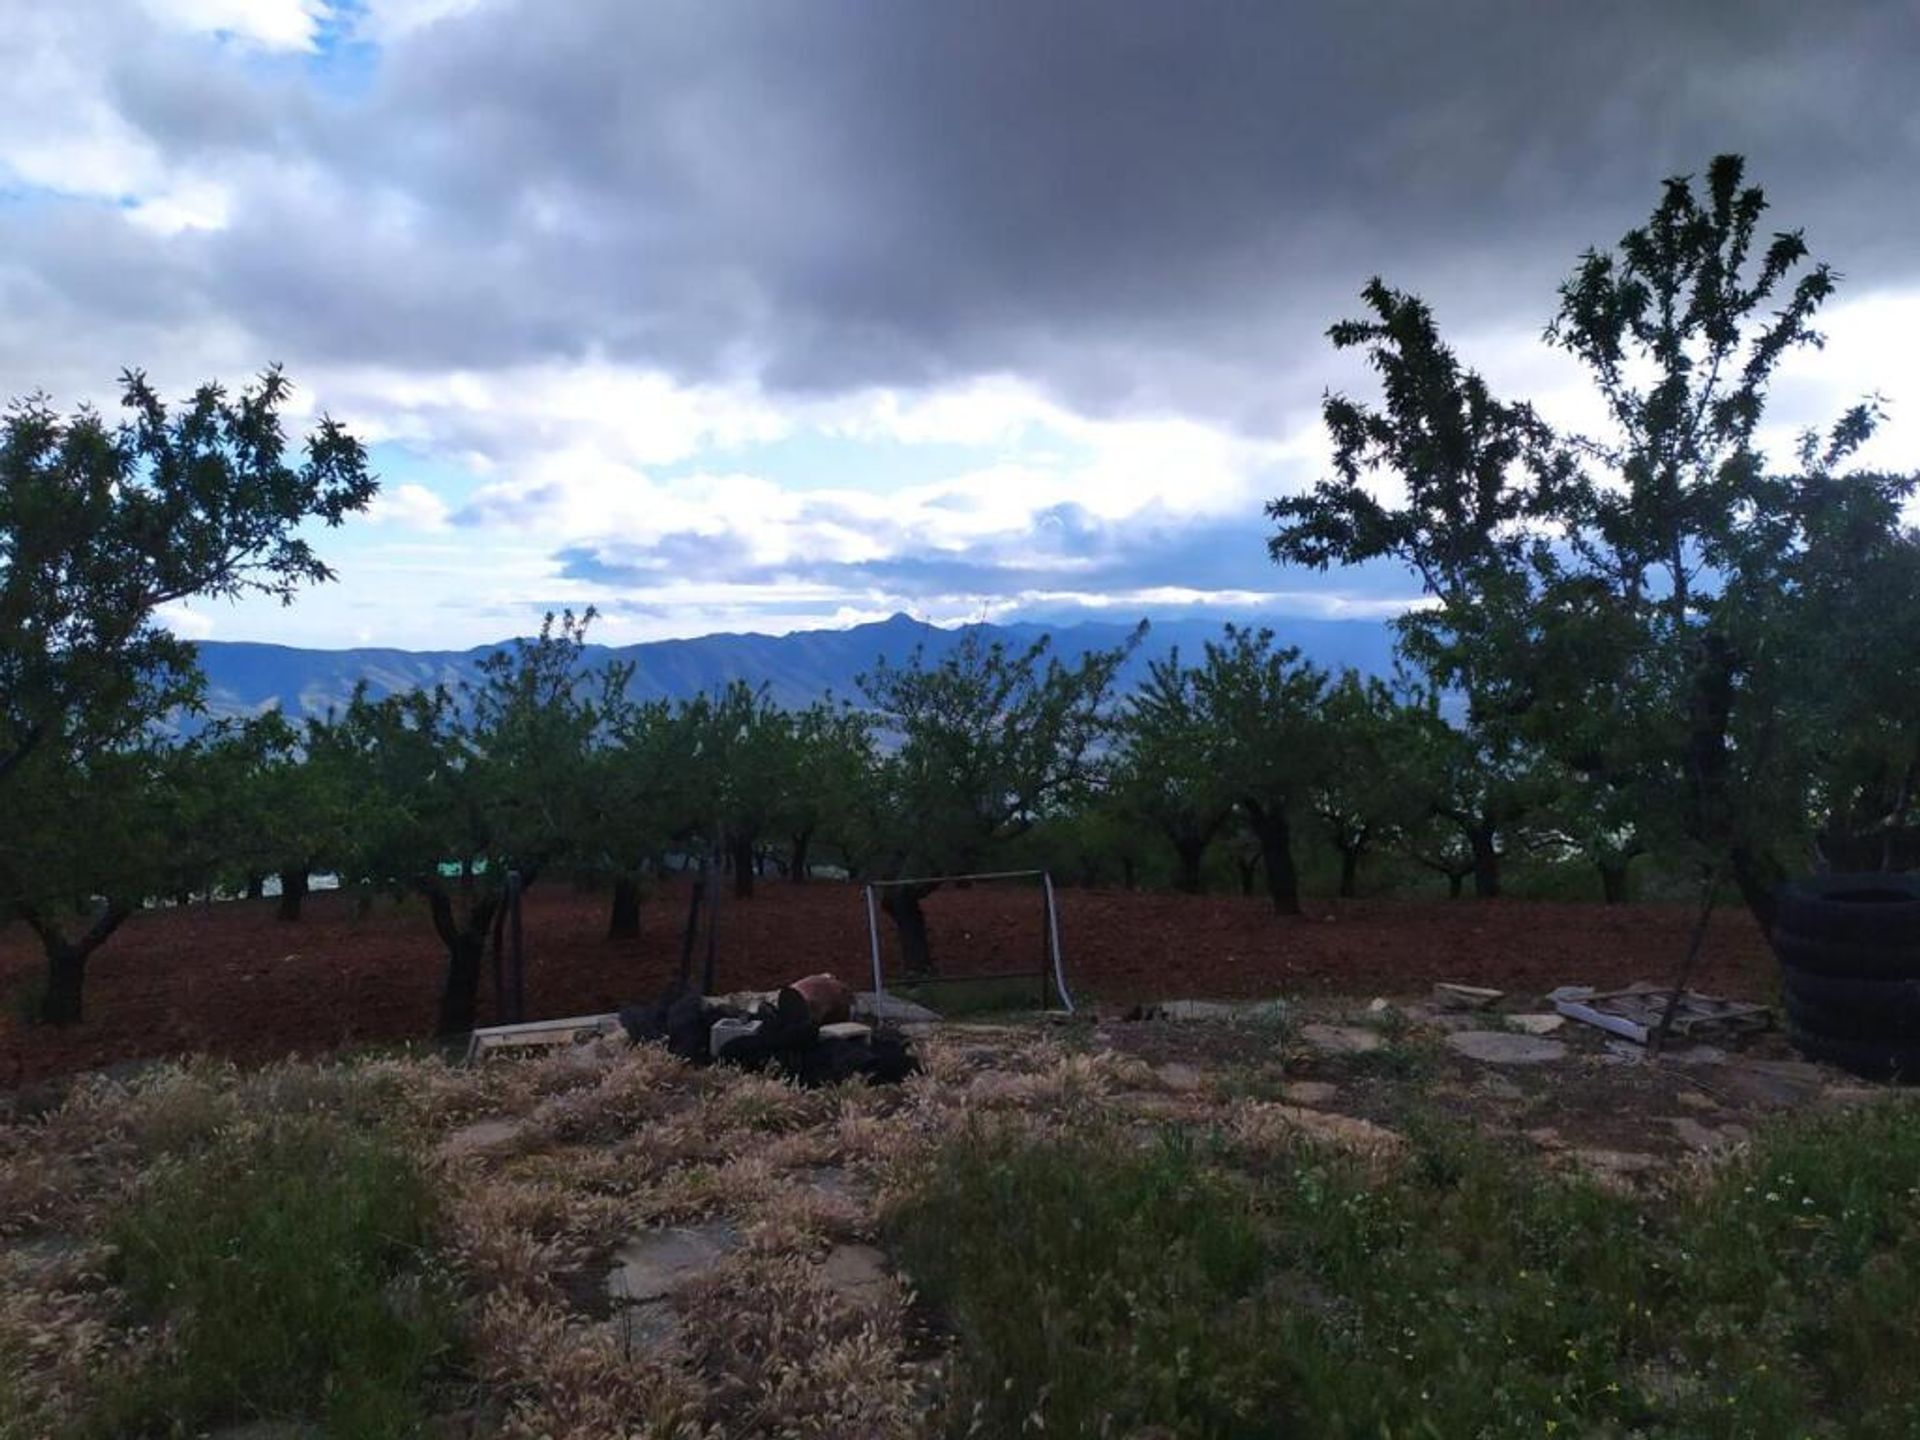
<box><xmin>1773</xmin><ymin>873</ymin><xmax>1920</xmax><ymax>1081</ymax></box>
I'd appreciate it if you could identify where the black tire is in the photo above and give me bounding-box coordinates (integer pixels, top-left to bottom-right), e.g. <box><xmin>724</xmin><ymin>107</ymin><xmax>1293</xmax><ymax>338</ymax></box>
<box><xmin>1781</xmin><ymin>967</ymin><xmax>1920</xmax><ymax>1042</ymax></box>
<box><xmin>1772</xmin><ymin>927</ymin><xmax>1920</xmax><ymax>981</ymax></box>
<box><xmin>1770</xmin><ymin>873</ymin><xmax>1920</xmax><ymax>980</ymax></box>
<box><xmin>1774</xmin><ymin>873</ymin><xmax>1920</xmax><ymax>946</ymax></box>
<box><xmin>1786</xmin><ymin>1023</ymin><xmax>1920</xmax><ymax>1082</ymax></box>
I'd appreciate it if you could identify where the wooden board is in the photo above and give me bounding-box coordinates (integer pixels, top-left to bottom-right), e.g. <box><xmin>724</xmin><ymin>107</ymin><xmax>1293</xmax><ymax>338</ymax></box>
<box><xmin>465</xmin><ymin>1012</ymin><xmax>622</xmax><ymax>1062</ymax></box>
<box><xmin>1553</xmin><ymin>984</ymin><xmax>1771</xmax><ymax>1045</ymax></box>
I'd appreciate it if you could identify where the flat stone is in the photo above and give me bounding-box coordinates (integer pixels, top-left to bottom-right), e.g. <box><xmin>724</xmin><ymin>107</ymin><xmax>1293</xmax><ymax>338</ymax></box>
<box><xmin>1708</xmin><ymin>1058</ymin><xmax>1825</xmax><ymax>1109</ymax></box>
<box><xmin>804</xmin><ymin>1165</ymin><xmax>864</xmax><ymax>1203</ymax></box>
<box><xmin>1446</xmin><ymin>1031</ymin><xmax>1568</xmax><ymax>1066</ymax></box>
<box><xmin>603</xmin><ymin>1302</ymin><xmax>682</xmax><ymax>1356</ymax></box>
<box><xmin>435</xmin><ymin>1116</ymin><xmax>526</xmax><ymax>1159</ymax></box>
<box><xmin>1666</xmin><ymin>1116</ymin><xmax>1742</xmax><ymax>1153</ymax></box>
<box><xmin>1300</xmin><ymin>1023</ymin><xmax>1385</xmax><ymax>1055</ymax></box>
<box><xmin>1506</xmin><ymin>1013</ymin><xmax>1566</xmax><ymax>1036</ymax></box>
<box><xmin>1822</xmin><ymin>1085</ymin><xmax>1885</xmax><ymax>1108</ymax></box>
<box><xmin>1570</xmin><ymin>1148</ymin><xmax>1661</xmax><ymax>1178</ymax></box>
<box><xmin>1150</xmin><ymin>1000</ymin><xmax>1247</xmax><ymax>1022</ymax></box>
<box><xmin>1476</xmin><ymin>1074</ymin><xmax>1526</xmax><ymax>1102</ymax></box>
<box><xmin>607</xmin><ymin>1223</ymin><xmax>737</xmax><ymax>1305</ymax></box>
<box><xmin>1155</xmin><ymin>1062</ymin><xmax>1204</xmax><ymax>1093</ymax></box>
<box><xmin>1433</xmin><ymin>983</ymin><xmax>1503</xmax><ymax>1011</ymax></box>
<box><xmin>852</xmin><ymin>992</ymin><xmax>942</xmax><ymax>1025</ymax></box>
<box><xmin>1676</xmin><ymin>1090</ymin><xmax>1719</xmax><ymax>1111</ymax></box>
<box><xmin>818</xmin><ymin>1021</ymin><xmax>873</xmax><ymax>1041</ymax></box>
<box><xmin>820</xmin><ymin>1244</ymin><xmax>891</xmax><ymax>1304</ymax></box>
<box><xmin>1278</xmin><ymin>1080</ymin><xmax>1340</xmax><ymax>1107</ymax></box>
<box><xmin>1525</xmin><ymin>1126</ymin><xmax>1566</xmax><ymax>1150</ymax></box>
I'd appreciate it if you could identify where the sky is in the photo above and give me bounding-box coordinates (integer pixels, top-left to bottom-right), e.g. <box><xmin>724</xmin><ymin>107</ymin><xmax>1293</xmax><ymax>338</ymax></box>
<box><xmin>3</xmin><ymin>0</ymin><xmax>1917</xmax><ymax>651</ymax></box>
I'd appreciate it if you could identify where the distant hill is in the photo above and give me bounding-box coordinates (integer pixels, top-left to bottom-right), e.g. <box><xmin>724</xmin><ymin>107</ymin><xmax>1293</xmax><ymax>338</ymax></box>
<box><xmin>190</xmin><ymin>612</ymin><xmax>1400</xmax><ymax>723</ymax></box>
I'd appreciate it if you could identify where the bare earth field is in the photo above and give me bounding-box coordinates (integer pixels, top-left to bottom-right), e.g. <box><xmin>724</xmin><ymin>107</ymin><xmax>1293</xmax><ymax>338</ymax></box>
<box><xmin>0</xmin><ymin>882</ymin><xmax>1775</xmax><ymax>1087</ymax></box>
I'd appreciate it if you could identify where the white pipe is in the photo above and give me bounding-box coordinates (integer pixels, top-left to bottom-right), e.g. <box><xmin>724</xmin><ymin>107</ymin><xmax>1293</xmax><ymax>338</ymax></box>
<box><xmin>1042</xmin><ymin>870</ymin><xmax>1074</xmax><ymax>1014</ymax></box>
<box><xmin>864</xmin><ymin>883</ymin><xmax>885</xmax><ymax>999</ymax></box>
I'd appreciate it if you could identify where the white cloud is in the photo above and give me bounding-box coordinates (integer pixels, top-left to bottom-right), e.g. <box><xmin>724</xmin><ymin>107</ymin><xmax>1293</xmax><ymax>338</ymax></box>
<box><xmin>155</xmin><ymin>600</ymin><xmax>216</xmax><ymax>639</ymax></box>
<box><xmin>139</xmin><ymin>0</ymin><xmax>331</xmax><ymax>50</ymax></box>
<box><xmin>348</xmin><ymin>0</ymin><xmax>486</xmax><ymax>43</ymax></box>
<box><xmin>125</xmin><ymin>177</ymin><xmax>234</xmax><ymax>234</ymax></box>
<box><xmin>363</xmin><ymin>481</ymin><xmax>451</xmax><ymax>528</ymax></box>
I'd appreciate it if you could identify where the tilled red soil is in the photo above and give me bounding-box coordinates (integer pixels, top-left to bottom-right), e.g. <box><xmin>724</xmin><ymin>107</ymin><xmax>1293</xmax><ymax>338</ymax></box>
<box><xmin>0</xmin><ymin>880</ymin><xmax>1775</xmax><ymax>1087</ymax></box>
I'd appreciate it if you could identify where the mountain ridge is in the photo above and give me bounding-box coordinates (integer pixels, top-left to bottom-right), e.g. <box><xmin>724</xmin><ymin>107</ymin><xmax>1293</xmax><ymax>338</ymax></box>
<box><xmin>190</xmin><ymin>612</ymin><xmax>1399</xmax><ymax>722</ymax></box>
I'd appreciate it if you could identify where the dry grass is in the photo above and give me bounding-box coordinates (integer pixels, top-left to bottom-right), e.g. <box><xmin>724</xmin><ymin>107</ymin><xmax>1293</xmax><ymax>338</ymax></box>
<box><xmin>8</xmin><ymin>1008</ymin><xmax>1912</xmax><ymax>1437</ymax></box>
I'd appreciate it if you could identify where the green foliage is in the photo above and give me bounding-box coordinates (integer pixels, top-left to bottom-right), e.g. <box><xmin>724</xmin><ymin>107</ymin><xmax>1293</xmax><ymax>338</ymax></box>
<box><xmin>1114</xmin><ymin>649</ymin><xmax>1236</xmax><ymax>892</ymax></box>
<box><xmin>0</xmin><ymin>369</ymin><xmax>375</xmax><ymax>1021</ymax></box>
<box><xmin>859</xmin><ymin>627</ymin><xmax>1141</xmax><ymax>877</ymax></box>
<box><xmin>88</xmin><ymin>1115</ymin><xmax>459</xmax><ymax>1438</ymax></box>
<box><xmin>1307</xmin><ymin>670</ymin><xmax>1430</xmax><ymax>895</ymax></box>
<box><xmin>0</xmin><ymin>368</ymin><xmax>374</xmax><ymax>786</ymax></box>
<box><xmin>890</xmin><ymin>1102</ymin><xmax>1920</xmax><ymax>1439</ymax></box>
<box><xmin>1270</xmin><ymin>154</ymin><xmax>1916</xmax><ymax>921</ymax></box>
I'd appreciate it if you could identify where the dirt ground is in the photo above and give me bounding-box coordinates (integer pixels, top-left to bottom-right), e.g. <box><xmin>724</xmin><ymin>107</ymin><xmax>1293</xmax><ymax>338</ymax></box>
<box><xmin>0</xmin><ymin>879</ymin><xmax>1777</xmax><ymax>1088</ymax></box>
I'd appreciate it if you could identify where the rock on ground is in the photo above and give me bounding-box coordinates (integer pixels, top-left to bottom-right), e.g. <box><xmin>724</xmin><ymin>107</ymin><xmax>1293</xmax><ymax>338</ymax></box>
<box><xmin>1445</xmin><ymin>1031</ymin><xmax>1568</xmax><ymax>1066</ymax></box>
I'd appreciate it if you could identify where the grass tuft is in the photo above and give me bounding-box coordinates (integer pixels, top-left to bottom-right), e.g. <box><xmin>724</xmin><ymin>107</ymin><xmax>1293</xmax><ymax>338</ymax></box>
<box><xmin>84</xmin><ymin>1114</ymin><xmax>461</xmax><ymax>1438</ymax></box>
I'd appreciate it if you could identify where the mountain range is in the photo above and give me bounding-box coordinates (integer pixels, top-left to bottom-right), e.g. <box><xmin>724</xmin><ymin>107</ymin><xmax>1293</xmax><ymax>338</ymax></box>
<box><xmin>190</xmin><ymin>612</ymin><xmax>1400</xmax><ymax>722</ymax></box>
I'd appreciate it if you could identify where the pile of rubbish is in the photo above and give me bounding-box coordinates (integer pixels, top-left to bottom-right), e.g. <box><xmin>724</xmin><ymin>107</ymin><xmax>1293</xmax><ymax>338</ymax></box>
<box><xmin>618</xmin><ymin>972</ymin><xmax>921</xmax><ymax>1088</ymax></box>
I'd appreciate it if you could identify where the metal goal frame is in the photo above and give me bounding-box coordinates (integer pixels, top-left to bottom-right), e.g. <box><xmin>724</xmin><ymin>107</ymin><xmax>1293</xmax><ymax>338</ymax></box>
<box><xmin>863</xmin><ymin>869</ymin><xmax>1075</xmax><ymax>1014</ymax></box>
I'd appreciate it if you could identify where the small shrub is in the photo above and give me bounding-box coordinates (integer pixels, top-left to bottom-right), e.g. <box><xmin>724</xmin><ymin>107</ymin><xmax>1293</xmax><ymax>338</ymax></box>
<box><xmin>87</xmin><ymin>1114</ymin><xmax>462</xmax><ymax>1437</ymax></box>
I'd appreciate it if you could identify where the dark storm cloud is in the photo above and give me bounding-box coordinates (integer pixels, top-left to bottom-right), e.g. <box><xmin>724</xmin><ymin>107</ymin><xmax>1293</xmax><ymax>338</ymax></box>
<box><xmin>17</xmin><ymin>0</ymin><xmax>1920</xmax><ymax>433</ymax></box>
<box><xmin>551</xmin><ymin>506</ymin><xmax>1422</xmax><ymax>607</ymax></box>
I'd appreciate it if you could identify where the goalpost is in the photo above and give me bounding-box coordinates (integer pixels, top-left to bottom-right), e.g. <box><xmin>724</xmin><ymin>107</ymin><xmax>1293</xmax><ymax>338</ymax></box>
<box><xmin>863</xmin><ymin>869</ymin><xmax>1076</xmax><ymax>1015</ymax></box>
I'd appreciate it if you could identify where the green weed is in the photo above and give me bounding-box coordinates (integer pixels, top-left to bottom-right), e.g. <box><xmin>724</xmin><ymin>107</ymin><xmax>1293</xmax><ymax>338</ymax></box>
<box><xmin>889</xmin><ymin>1101</ymin><xmax>1920</xmax><ymax>1439</ymax></box>
<box><xmin>84</xmin><ymin>1115</ymin><xmax>462</xmax><ymax>1438</ymax></box>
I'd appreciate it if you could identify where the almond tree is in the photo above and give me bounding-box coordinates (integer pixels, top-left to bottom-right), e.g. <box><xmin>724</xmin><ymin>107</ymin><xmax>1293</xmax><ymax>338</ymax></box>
<box><xmin>341</xmin><ymin>612</ymin><xmax>603</xmax><ymax>1035</ymax></box>
<box><xmin>1271</xmin><ymin>155</ymin><xmax>1914</xmax><ymax>927</ymax></box>
<box><xmin>858</xmin><ymin>626</ymin><xmax>1140</xmax><ymax>972</ymax></box>
<box><xmin>1114</xmin><ymin>650</ymin><xmax>1236</xmax><ymax>894</ymax></box>
<box><xmin>1186</xmin><ymin>626</ymin><xmax>1329</xmax><ymax>916</ymax></box>
<box><xmin>0</xmin><ymin>369</ymin><xmax>373</xmax><ymax>1023</ymax></box>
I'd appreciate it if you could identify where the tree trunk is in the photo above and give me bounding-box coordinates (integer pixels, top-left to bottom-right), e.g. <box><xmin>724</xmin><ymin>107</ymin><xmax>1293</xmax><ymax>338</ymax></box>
<box><xmin>1598</xmin><ymin>859</ymin><xmax>1630</xmax><ymax>905</ymax></box>
<box><xmin>1246</xmin><ymin>803</ymin><xmax>1301</xmax><ymax>916</ymax></box>
<box><xmin>1337</xmin><ymin>845</ymin><xmax>1362</xmax><ymax>899</ymax></box>
<box><xmin>1173</xmin><ymin>835</ymin><xmax>1208</xmax><ymax>895</ymax></box>
<box><xmin>244</xmin><ymin>873</ymin><xmax>265</xmax><ymax>902</ymax></box>
<box><xmin>1235</xmin><ymin>854</ymin><xmax>1260</xmax><ymax>896</ymax></box>
<box><xmin>1731</xmin><ymin>846</ymin><xmax>1785</xmax><ymax>934</ymax></box>
<box><xmin>1468</xmin><ymin>823</ymin><xmax>1501</xmax><ymax>898</ymax></box>
<box><xmin>730</xmin><ymin>835</ymin><xmax>756</xmax><ymax>900</ymax></box>
<box><xmin>1121</xmin><ymin>855</ymin><xmax>1137</xmax><ymax>891</ymax></box>
<box><xmin>28</xmin><ymin>904</ymin><xmax>130</xmax><ymax>1026</ymax></box>
<box><xmin>789</xmin><ymin>829</ymin><xmax>813</xmax><ymax>884</ymax></box>
<box><xmin>276</xmin><ymin>866</ymin><xmax>310</xmax><ymax>922</ymax></box>
<box><xmin>882</xmin><ymin>883</ymin><xmax>938</xmax><ymax>974</ymax></box>
<box><xmin>607</xmin><ymin>875</ymin><xmax>641</xmax><ymax>940</ymax></box>
<box><xmin>426</xmin><ymin>885</ymin><xmax>497</xmax><ymax>1037</ymax></box>
<box><xmin>1446</xmin><ymin>871</ymin><xmax>1466</xmax><ymax>900</ymax></box>
<box><xmin>41</xmin><ymin>941</ymin><xmax>87</xmax><ymax>1026</ymax></box>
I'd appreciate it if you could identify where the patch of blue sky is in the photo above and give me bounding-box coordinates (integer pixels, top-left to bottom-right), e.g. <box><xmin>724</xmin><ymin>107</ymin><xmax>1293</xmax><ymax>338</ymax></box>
<box><xmin>663</xmin><ymin>423</ymin><xmax>1098</xmax><ymax>494</ymax></box>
